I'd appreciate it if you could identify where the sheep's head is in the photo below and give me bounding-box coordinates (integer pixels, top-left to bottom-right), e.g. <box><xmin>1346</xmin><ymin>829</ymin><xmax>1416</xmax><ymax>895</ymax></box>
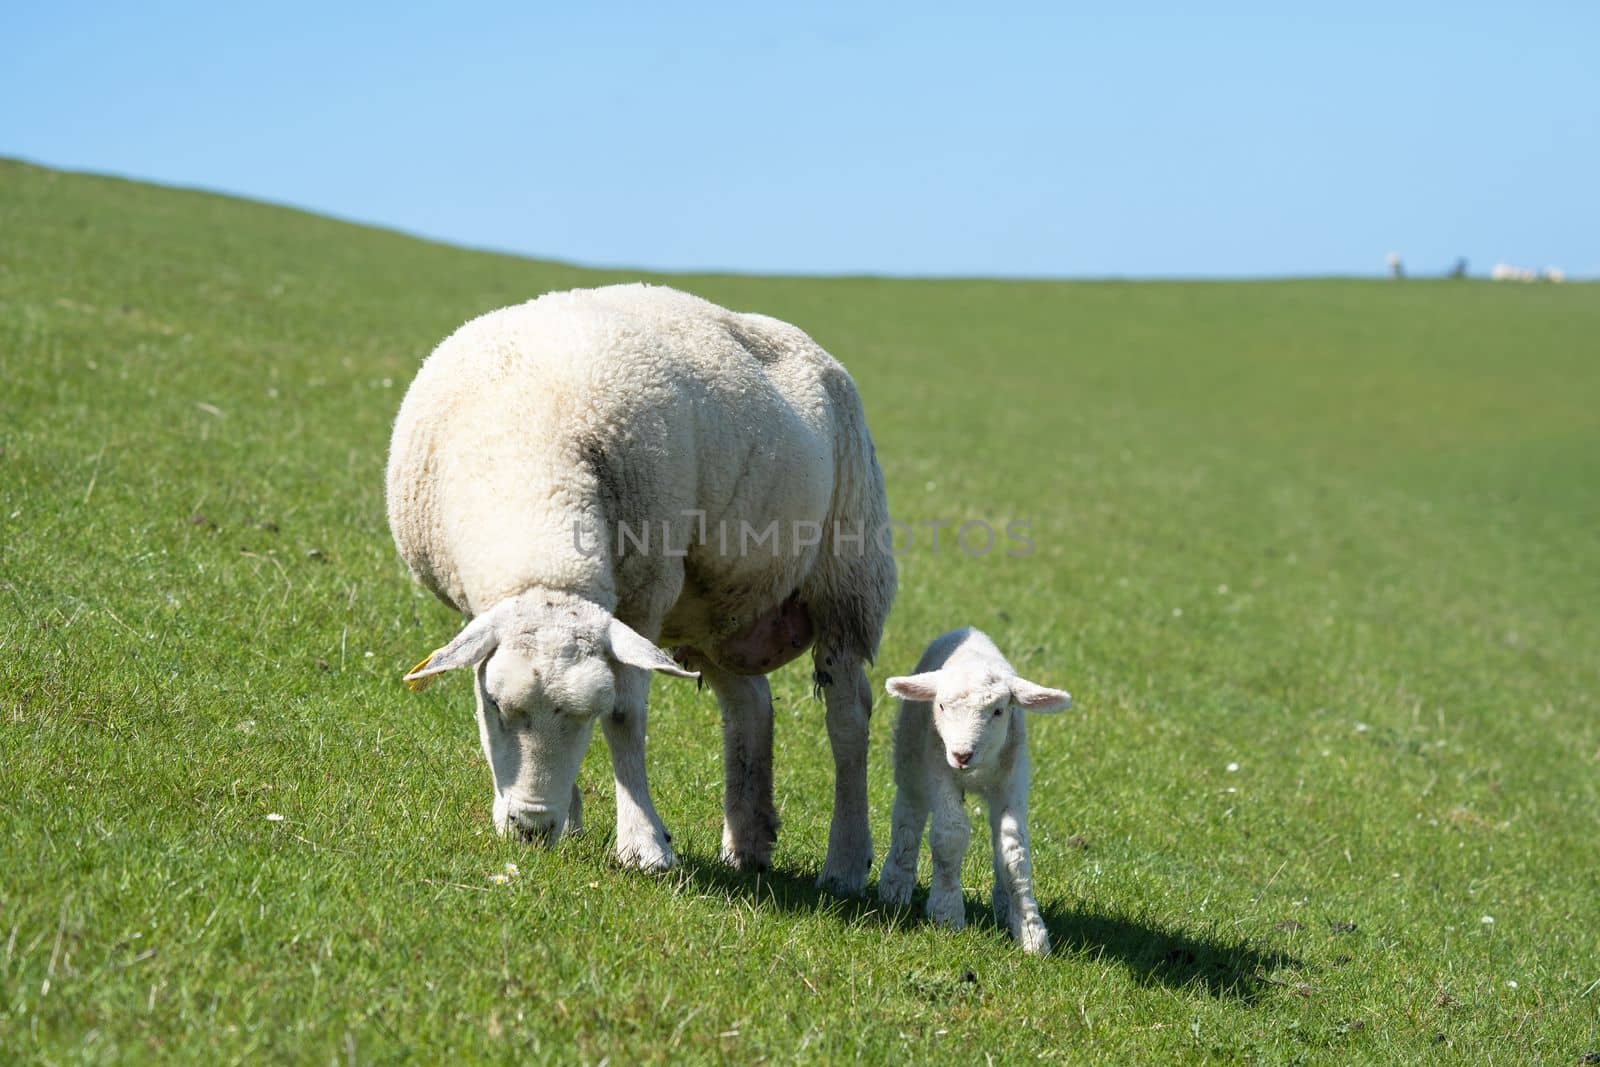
<box><xmin>886</xmin><ymin>664</ymin><xmax>1071</xmax><ymax>772</ymax></box>
<box><xmin>402</xmin><ymin>591</ymin><xmax>697</xmax><ymax>843</ymax></box>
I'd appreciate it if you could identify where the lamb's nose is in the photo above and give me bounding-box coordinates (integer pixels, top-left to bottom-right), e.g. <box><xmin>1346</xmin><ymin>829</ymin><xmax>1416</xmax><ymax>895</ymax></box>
<box><xmin>950</xmin><ymin>750</ymin><xmax>973</xmax><ymax>768</ymax></box>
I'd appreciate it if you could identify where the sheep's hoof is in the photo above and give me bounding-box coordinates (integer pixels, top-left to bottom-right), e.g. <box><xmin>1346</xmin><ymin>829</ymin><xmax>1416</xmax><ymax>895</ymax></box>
<box><xmin>877</xmin><ymin>867</ymin><xmax>916</xmax><ymax>908</ymax></box>
<box><xmin>816</xmin><ymin>869</ymin><xmax>869</xmax><ymax>898</ymax></box>
<box><xmin>719</xmin><ymin>845</ymin><xmax>772</xmax><ymax>873</ymax></box>
<box><xmin>720</xmin><ymin>809</ymin><xmax>779</xmax><ymax>873</ymax></box>
<box><xmin>927</xmin><ymin>893</ymin><xmax>966</xmax><ymax>930</ymax></box>
<box><xmin>616</xmin><ymin>836</ymin><xmax>678</xmax><ymax>873</ymax></box>
<box><xmin>816</xmin><ymin>838</ymin><xmax>873</xmax><ymax>897</ymax></box>
<box><xmin>816</xmin><ymin>852</ymin><xmax>872</xmax><ymax>896</ymax></box>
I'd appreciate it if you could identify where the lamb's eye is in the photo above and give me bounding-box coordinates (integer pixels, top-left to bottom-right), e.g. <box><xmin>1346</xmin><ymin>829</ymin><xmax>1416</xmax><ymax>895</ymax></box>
<box><xmin>992</xmin><ymin>706</ymin><xmax>1005</xmax><ymax>718</ymax></box>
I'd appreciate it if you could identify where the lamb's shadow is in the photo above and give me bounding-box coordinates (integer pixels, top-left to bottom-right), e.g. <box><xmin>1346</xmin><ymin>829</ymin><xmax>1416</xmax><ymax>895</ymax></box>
<box><xmin>1026</xmin><ymin>901</ymin><xmax>1300</xmax><ymax>1002</ymax></box>
<box><xmin>672</xmin><ymin>851</ymin><xmax>1301</xmax><ymax>1002</ymax></box>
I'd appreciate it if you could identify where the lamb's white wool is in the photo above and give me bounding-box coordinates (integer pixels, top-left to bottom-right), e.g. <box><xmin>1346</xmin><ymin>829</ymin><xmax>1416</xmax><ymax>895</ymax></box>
<box><xmin>877</xmin><ymin>628</ymin><xmax>1071</xmax><ymax>955</ymax></box>
<box><xmin>387</xmin><ymin>284</ymin><xmax>895</xmax><ymax>892</ymax></box>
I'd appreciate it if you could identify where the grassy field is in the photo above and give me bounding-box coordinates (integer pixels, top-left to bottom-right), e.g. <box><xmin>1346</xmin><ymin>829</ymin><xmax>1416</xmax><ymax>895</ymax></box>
<box><xmin>2</xmin><ymin>156</ymin><xmax>1597</xmax><ymax>1063</ymax></box>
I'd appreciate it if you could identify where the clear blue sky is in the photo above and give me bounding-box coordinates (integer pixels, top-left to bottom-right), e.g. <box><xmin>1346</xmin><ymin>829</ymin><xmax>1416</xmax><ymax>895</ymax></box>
<box><xmin>4</xmin><ymin>3</ymin><xmax>1596</xmax><ymax>278</ymax></box>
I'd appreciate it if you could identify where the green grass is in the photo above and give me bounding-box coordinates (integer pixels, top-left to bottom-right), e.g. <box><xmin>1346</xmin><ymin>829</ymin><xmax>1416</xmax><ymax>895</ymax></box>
<box><xmin>2</xmin><ymin>156</ymin><xmax>1598</xmax><ymax>1063</ymax></box>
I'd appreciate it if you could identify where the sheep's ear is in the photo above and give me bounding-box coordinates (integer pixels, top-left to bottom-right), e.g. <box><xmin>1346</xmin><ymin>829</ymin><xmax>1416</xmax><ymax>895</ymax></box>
<box><xmin>886</xmin><ymin>672</ymin><xmax>942</xmax><ymax>702</ymax></box>
<box><xmin>1012</xmin><ymin>678</ymin><xmax>1072</xmax><ymax>714</ymax></box>
<box><xmin>607</xmin><ymin>618</ymin><xmax>699</xmax><ymax>680</ymax></box>
<box><xmin>403</xmin><ymin>610</ymin><xmax>503</xmax><ymax>692</ymax></box>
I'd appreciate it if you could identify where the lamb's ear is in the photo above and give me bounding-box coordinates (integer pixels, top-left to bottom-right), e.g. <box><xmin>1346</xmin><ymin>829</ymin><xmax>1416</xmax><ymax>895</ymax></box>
<box><xmin>1012</xmin><ymin>678</ymin><xmax>1072</xmax><ymax>714</ymax></box>
<box><xmin>607</xmin><ymin>618</ymin><xmax>700</xmax><ymax>680</ymax></box>
<box><xmin>403</xmin><ymin>610</ymin><xmax>503</xmax><ymax>692</ymax></box>
<box><xmin>886</xmin><ymin>672</ymin><xmax>942</xmax><ymax>702</ymax></box>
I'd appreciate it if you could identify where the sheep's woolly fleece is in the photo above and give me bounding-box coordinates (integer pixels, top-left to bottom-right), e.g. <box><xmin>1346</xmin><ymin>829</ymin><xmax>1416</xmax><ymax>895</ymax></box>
<box><xmin>386</xmin><ymin>281</ymin><xmax>894</xmax><ymax>665</ymax></box>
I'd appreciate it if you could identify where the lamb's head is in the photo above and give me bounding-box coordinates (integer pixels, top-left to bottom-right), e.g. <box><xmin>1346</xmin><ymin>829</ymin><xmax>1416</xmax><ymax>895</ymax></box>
<box><xmin>402</xmin><ymin>592</ymin><xmax>697</xmax><ymax>844</ymax></box>
<box><xmin>886</xmin><ymin>664</ymin><xmax>1071</xmax><ymax>773</ymax></box>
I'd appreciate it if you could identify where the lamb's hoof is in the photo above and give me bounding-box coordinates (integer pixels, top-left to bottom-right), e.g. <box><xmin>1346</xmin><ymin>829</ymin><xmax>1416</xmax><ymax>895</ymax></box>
<box><xmin>1018</xmin><ymin>926</ymin><xmax>1052</xmax><ymax>956</ymax></box>
<box><xmin>877</xmin><ymin>867</ymin><xmax>916</xmax><ymax>908</ymax></box>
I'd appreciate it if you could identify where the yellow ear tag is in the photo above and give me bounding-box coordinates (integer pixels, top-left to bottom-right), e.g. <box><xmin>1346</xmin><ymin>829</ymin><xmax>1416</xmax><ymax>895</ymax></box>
<box><xmin>403</xmin><ymin>654</ymin><xmax>437</xmax><ymax>693</ymax></box>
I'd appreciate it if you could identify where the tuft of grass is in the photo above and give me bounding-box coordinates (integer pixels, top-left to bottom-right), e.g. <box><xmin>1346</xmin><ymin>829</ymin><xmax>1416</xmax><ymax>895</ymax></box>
<box><xmin>2</xmin><ymin>157</ymin><xmax>1598</xmax><ymax>1063</ymax></box>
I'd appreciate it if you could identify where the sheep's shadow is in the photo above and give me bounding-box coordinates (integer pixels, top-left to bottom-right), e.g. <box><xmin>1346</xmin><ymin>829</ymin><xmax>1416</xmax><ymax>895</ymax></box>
<box><xmin>672</xmin><ymin>851</ymin><xmax>1300</xmax><ymax>1002</ymax></box>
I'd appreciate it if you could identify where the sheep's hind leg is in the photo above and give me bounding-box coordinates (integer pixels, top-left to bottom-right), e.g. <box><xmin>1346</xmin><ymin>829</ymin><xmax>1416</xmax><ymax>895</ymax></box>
<box><xmin>815</xmin><ymin>647</ymin><xmax>873</xmax><ymax>897</ymax></box>
<box><xmin>701</xmin><ymin>662</ymin><xmax>780</xmax><ymax>871</ymax></box>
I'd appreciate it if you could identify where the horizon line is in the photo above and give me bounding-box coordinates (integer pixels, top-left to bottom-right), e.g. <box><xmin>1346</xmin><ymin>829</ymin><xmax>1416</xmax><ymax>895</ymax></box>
<box><xmin>7</xmin><ymin>154</ymin><xmax>1593</xmax><ymax>286</ymax></box>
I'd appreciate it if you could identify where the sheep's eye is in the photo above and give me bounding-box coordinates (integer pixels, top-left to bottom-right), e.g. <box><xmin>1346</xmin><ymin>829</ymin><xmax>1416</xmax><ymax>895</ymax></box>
<box><xmin>992</xmin><ymin>706</ymin><xmax>1005</xmax><ymax>718</ymax></box>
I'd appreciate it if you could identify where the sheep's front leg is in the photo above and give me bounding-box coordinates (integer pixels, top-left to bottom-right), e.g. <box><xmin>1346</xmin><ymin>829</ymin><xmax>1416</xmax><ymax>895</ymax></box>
<box><xmin>602</xmin><ymin>667</ymin><xmax>676</xmax><ymax>872</ymax></box>
<box><xmin>703</xmin><ymin>664</ymin><xmax>779</xmax><ymax>871</ymax></box>
<box><xmin>926</xmin><ymin>776</ymin><xmax>970</xmax><ymax>929</ymax></box>
<box><xmin>566</xmin><ymin>781</ymin><xmax>584</xmax><ymax>837</ymax></box>
<box><xmin>816</xmin><ymin>651</ymin><xmax>873</xmax><ymax>896</ymax></box>
<box><xmin>991</xmin><ymin>800</ymin><xmax>1050</xmax><ymax>955</ymax></box>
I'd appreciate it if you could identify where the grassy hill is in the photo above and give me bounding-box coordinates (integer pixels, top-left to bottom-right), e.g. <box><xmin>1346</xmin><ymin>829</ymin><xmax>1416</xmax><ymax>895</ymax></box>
<box><xmin>2</xmin><ymin>157</ymin><xmax>1597</xmax><ymax>1063</ymax></box>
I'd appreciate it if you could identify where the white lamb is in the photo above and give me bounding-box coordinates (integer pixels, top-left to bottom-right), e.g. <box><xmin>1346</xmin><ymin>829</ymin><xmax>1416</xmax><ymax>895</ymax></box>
<box><xmin>386</xmin><ymin>284</ymin><xmax>895</xmax><ymax>895</ymax></box>
<box><xmin>877</xmin><ymin>628</ymin><xmax>1072</xmax><ymax>954</ymax></box>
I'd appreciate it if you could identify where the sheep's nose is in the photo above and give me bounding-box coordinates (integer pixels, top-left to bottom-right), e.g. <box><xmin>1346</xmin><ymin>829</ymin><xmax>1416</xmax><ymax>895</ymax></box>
<box><xmin>507</xmin><ymin>808</ymin><xmax>561</xmax><ymax>845</ymax></box>
<box><xmin>950</xmin><ymin>750</ymin><xmax>973</xmax><ymax>769</ymax></box>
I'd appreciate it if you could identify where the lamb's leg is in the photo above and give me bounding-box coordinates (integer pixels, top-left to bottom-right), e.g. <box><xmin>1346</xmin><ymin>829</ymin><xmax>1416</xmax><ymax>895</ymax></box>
<box><xmin>926</xmin><ymin>775</ymin><xmax>970</xmax><ymax>929</ymax></box>
<box><xmin>991</xmin><ymin>800</ymin><xmax>1050</xmax><ymax>955</ymax></box>
<box><xmin>987</xmin><ymin>803</ymin><xmax>1011</xmax><ymax>928</ymax></box>
<box><xmin>878</xmin><ymin>704</ymin><xmax>930</xmax><ymax>907</ymax></box>
<box><xmin>702</xmin><ymin>664</ymin><xmax>779</xmax><ymax>871</ymax></box>
<box><xmin>815</xmin><ymin>649</ymin><xmax>873</xmax><ymax>896</ymax></box>
<box><xmin>602</xmin><ymin>665</ymin><xmax>676</xmax><ymax>872</ymax></box>
<box><xmin>879</xmin><ymin>788</ymin><xmax>928</xmax><ymax>907</ymax></box>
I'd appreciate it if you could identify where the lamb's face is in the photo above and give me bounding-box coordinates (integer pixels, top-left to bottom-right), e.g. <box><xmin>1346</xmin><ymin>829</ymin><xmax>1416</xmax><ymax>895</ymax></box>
<box><xmin>931</xmin><ymin>675</ymin><xmax>1015</xmax><ymax>772</ymax></box>
<box><xmin>477</xmin><ymin>617</ymin><xmax>615</xmax><ymax>844</ymax></box>
<box><xmin>886</xmin><ymin>649</ymin><xmax>1073</xmax><ymax>775</ymax></box>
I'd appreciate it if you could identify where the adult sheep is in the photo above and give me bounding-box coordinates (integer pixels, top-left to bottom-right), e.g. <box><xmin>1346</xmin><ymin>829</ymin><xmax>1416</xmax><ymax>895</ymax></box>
<box><xmin>386</xmin><ymin>283</ymin><xmax>896</xmax><ymax>895</ymax></box>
